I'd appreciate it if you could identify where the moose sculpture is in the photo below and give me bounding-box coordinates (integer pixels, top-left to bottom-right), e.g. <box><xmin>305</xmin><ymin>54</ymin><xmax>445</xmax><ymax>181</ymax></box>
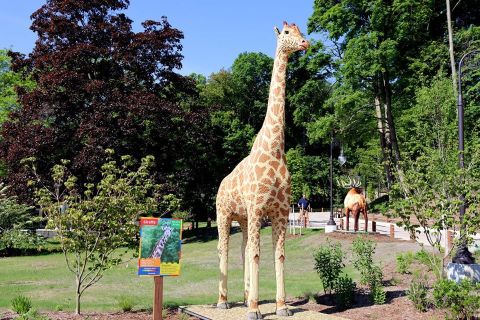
<box><xmin>341</xmin><ymin>177</ymin><xmax>368</xmax><ymax>232</ymax></box>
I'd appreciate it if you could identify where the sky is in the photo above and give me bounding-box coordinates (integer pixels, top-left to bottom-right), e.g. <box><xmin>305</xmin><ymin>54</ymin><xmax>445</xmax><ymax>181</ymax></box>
<box><xmin>0</xmin><ymin>0</ymin><xmax>317</xmax><ymax>76</ymax></box>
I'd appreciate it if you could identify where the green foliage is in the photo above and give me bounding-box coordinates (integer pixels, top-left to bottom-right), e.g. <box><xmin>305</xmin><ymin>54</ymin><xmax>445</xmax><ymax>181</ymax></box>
<box><xmin>313</xmin><ymin>241</ymin><xmax>344</xmax><ymax>294</ymax></box>
<box><xmin>407</xmin><ymin>273</ymin><xmax>429</xmax><ymax>312</ymax></box>
<box><xmin>29</xmin><ymin>152</ymin><xmax>161</xmax><ymax>314</ymax></box>
<box><xmin>352</xmin><ymin>236</ymin><xmax>385</xmax><ymax>304</ymax></box>
<box><xmin>414</xmin><ymin>250</ymin><xmax>443</xmax><ymax>281</ymax></box>
<box><xmin>172</xmin><ymin>211</ymin><xmax>192</xmax><ymax>221</ymax></box>
<box><xmin>371</xmin><ymin>284</ymin><xmax>386</xmax><ymax>305</ymax></box>
<box><xmin>333</xmin><ymin>274</ymin><xmax>356</xmax><ymax>310</ymax></box>
<box><xmin>396</xmin><ymin>252</ymin><xmax>414</xmax><ymax>274</ymax></box>
<box><xmin>0</xmin><ymin>49</ymin><xmax>35</xmax><ymax>124</ymax></box>
<box><xmin>433</xmin><ymin>279</ymin><xmax>480</xmax><ymax>320</ymax></box>
<box><xmin>0</xmin><ymin>183</ymin><xmax>47</xmax><ymax>256</ymax></box>
<box><xmin>286</xmin><ymin>147</ymin><xmax>329</xmax><ymax>201</ymax></box>
<box><xmin>11</xmin><ymin>295</ymin><xmax>32</xmax><ymax>315</ymax></box>
<box><xmin>116</xmin><ymin>295</ymin><xmax>136</xmax><ymax>312</ymax></box>
<box><xmin>14</xmin><ymin>309</ymin><xmax>50</xmax><ymax>320</ymax></box>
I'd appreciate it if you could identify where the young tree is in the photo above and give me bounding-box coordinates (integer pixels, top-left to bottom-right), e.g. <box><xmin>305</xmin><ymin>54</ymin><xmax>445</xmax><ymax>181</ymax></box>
<box><xmin>29</xmin><ymin>151</ymin><xmax>160</xmax><ymax>314</ymax></box>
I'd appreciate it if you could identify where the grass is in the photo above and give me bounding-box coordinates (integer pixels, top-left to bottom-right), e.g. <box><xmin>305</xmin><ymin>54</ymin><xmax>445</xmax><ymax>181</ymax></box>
<box><xmin>0</xmin><ymin>227</ymin><xmax>340</xmax><ymax>313</ymax></box>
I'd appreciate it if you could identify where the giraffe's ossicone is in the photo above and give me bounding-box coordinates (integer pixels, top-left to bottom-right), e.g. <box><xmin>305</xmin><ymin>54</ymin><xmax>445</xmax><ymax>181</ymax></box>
<box><xmin>215</xmin><ymin>21</ymin><xmax>309</xmax><ymax>320</ymax></box>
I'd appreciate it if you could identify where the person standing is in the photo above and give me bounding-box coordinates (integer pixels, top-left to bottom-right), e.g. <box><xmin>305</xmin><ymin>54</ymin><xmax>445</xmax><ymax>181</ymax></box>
<box><xmin>297</xmin><ymin>194</ymin><xmax>311</xmax><ymax>226</ymax></box>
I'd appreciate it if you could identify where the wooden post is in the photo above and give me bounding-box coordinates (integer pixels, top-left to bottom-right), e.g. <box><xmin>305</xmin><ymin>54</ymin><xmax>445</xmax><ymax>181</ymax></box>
<box><xmin>372</xmin><ymin>220</ymin><xmax>376</xmax><ymax>233</ymax></box>
<box><xmin>447</xmin><ymin>230</ymin><xmax>454</xmax><ymax>253</ymax></box>
<box><xmin>153</xmin><ymin>276</ymin><xmax>163</xmax><ymax>320</ymax></box>
<box><xmin>389</xmin><ymin>224</ymin><xmax>395</xmax><ymax>238</ymax></box>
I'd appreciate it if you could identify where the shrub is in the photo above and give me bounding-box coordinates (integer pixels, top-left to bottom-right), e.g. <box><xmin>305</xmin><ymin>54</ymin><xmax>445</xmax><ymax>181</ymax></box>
<box><xmin>15</xmin><ymin>309</ymin><xmax>50</xmax><ymax>320</ymax></box>
<box><xmin>415</xmin><ymin>250</ymin><xmax>442</xmax><ymax>280</ymax></box>
<box><xmin>396</xmin><ymin>252</ymin><xmax>414</xmax><ymax>274</ymax></box>
<box><xmin>407</xmin><ymin>273</ymin><xmax>429</xmax><ymax>312</ymax></box>
<box><xmin>116</xmin><ymin>295</ymin><xmax>136</xmax><ymax>312</ymax></box>
<box><xmin>433</xmin><ymin>278</ymin><xmax>480</xmax><ymax>320</ymax></box>
<box><xmin>313</xmin><ymin>241</ymin><xmax>344</xmax><ymax>294</ymax></box>
<box><xmin>352</xmin><ymin>236</ymin><xmax>386</xmax><ymax>305</ymax></box>
<box><xmin>352</xmin><ymin>236</ymin><xmax>376</xmax><ymax>285</ymax></box>
<box><xmin>372</xmin><ymin>285</ymin><xmax>387</xmax><ymax>305</ymax></box>
<box><xmin>11</xmin><ymin>295</ymin><xmax>32</xmax><ymax>315</ymax></box>
<box><xmin>334</xmin><ymin>275</ymin><xmax>356</xmax><ymax>310</ymax></box>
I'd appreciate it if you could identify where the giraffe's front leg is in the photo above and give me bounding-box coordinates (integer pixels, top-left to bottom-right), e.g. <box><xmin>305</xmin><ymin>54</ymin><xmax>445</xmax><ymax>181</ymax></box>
<box><xmin>247</xmin><ymin>214</ymin><xmax>263</xmax><ymax>320</ymax></box>
<box><xmin>239</xmin><ymin>219</ymin><xmax>250</xmax><ymax>306</ymax></box>
<box><xmin>271</xmin><ymin>213</ymin><xmax>292</xmax><ymax>317</ymax></box>
<box><xmin>217</xmin><ymin>211</ymin><xmax>231</xmax><ymax>309</ymax></box>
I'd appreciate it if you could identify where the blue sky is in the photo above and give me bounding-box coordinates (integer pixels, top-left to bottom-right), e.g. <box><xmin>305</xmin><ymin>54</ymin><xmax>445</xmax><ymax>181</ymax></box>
<box><xmin>0</xmin><ymin>0</ymin><xmax>317</xmax><ymax>76</ymax></box>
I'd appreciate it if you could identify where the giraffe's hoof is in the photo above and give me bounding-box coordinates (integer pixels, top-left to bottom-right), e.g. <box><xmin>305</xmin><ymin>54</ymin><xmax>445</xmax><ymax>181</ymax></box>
<box><xmin>247</xmin><ymin>311</ymin><xmax>263</xmax><ymax>320</ymax></box>
<box><xmin>217</xmin><ymin>302</ymin><xmax>230</xmax><ymax>309</ymax></box>
<box><xmin>276</xmin><ymin>308</ymin><xmax>293</xmax><ymax>317</ymax></box>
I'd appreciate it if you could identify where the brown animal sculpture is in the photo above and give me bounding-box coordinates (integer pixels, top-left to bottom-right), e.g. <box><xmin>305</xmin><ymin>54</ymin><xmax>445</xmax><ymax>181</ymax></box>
<box><xmin>215</xmin><ymin>22</ymin><xmax>309</xmax><ymax>320</ymax></box>
<box><xmin>342</xmin><ymin>177</ymin><xmax>368</xmax><ymax>232</ymax></box>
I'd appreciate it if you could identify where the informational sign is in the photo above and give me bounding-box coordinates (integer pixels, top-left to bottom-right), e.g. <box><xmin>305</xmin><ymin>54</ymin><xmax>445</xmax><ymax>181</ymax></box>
<box><xmin>138</xmin><ymin>218</ymin><xmax>183</xmax><ymax>276</ymax></box>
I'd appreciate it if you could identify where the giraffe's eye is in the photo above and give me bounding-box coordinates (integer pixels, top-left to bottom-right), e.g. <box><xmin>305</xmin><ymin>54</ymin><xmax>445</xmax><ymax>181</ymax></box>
<box><xmin>284</xmin><ymin>30</ymin><xmax>289</xmax><ymax>34</ymax></box>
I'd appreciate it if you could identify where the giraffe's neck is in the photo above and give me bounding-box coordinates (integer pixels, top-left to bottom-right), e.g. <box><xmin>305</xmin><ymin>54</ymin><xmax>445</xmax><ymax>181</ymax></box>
<box><xmin>152</xmin><ymin>226</ymin><xmax>172</xmax><ymax>258</ymax></box>
<box><xmin>252</xmin><ymin>49</ymin><xmax>288</xmax><ymax>154</ymax></box>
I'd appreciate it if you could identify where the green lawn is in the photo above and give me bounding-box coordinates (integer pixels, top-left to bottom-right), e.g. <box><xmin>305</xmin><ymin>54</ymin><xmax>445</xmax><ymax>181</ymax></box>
<box><xmin>0</xmin><ymin>227</ymin><xmax>345</xmax><ymax>313</ymax></box>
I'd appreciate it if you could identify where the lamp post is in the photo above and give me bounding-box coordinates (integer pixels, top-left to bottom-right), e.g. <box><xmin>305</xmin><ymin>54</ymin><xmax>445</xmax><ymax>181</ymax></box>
<box><xmin>325</xmin><ymin>135</ymin><xmax>346</xmax><ymax>233</ymax></box>
<box><xmin>452</xmin><ymin>50</ymin><xmax>479</xmax><ymax>264</ymax></box>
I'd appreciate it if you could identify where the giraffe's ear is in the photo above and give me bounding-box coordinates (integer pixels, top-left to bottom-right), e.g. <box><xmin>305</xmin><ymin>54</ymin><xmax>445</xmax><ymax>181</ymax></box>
<box><xmin>274</xmin><ymin>26</ymin><xmax>280</xmax><ymax>36</ymax></box>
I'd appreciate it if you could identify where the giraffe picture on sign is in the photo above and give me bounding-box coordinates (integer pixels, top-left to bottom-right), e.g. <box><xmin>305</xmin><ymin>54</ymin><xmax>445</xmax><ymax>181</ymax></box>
<box><xmin>138</xmin><ymin>218</ymin><xmax>183</xmax><ymax>276</ymax></box>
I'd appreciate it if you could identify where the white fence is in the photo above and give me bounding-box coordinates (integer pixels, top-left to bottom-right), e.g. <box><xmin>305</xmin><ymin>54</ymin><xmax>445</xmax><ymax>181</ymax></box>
<box><xmin>287</xmin><ymin>208</ymin><xmax>480</xmax><ymax>251</ymax></box>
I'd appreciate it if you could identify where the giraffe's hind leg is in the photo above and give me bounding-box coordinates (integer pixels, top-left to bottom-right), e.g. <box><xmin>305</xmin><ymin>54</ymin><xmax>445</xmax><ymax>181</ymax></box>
<box><xmin>217</xmin><ymin>205</ymin><xmax>232</xmax><ymax>309</ymax></box>
<box><xmin>239</xmin><ymin>219</ymin><xmax>250</xmax><ymax>306</ymax></box>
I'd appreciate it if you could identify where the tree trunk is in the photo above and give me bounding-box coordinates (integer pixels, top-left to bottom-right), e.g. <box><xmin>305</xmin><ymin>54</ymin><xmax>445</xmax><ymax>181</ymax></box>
<box><xmin>446</xmin><ymin>0</ymin><xmax>457</xmax><ymax>93</ymax></box>
<box><xmin>374</xmin><ymin>95</ymin><xmax>393</xmax><ymax>190</ymax></box>
<box><xmin>382</xmin><ymin>72</ymin><xmax>408</xmax><ymax>195</ymax></box>
<box><xmin>75</xmin><ymin>277</ymin><xmax>81</xmax><ymax>315</ymax></box>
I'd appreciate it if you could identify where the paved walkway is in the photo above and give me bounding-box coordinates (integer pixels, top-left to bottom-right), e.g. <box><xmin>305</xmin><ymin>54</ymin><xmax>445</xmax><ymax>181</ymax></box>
<box><xmin>180</xmin><ymin>302</ymin><xmax>346</xmax><ymax>320</ymax></box>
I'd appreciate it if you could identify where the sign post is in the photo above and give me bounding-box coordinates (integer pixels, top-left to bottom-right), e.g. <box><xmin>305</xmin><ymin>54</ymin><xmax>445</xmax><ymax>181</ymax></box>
<box><xmin>138</xmin><ymin>218</ymin><xmax>183</xmax><ymax>320</ymax></box>
<box><xmin>153</xmin><ymin>276</ymin><xmax>164</xmax><ymax>320</ymax></box>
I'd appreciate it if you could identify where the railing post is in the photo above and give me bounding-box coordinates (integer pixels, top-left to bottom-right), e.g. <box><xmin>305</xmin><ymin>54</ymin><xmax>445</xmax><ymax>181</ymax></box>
<box><xmin>389</xmin><ymin>224</ymin><xmax>395</xmax><ymax>238</ymax></box>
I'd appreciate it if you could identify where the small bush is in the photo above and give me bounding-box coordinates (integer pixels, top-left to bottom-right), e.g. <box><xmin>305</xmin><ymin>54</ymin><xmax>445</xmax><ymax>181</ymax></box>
<box><xmin>433</xmin><ymin>278</ymin><xmax>480</xmax><ymax>320</ymax></box>
<box><xmin>301</xmin><ymin>291</ymin><xmax>317</xmax><ymax>303</ymax></box>
<box><xmin>116</xmin><ymin>295</ymin><xmax>136</xmax><ymax>312</ymax></box>
<box><xmin>371</xmin><ymin>285</ymin><xmax>386</xmax><ymax>305</ymax></box>
<box><xmin>415</xmin><ymin>250</ymin><xmax>442</xmax><ymax>280</ymax></box>
<box><xmin>313</xmin><ymin>241</ymin><xmax>344</xmax><ymax>294</ymax></box>
<box><xmin>352</xmin><ymin>236</ymin><xmax>376</xmax><ymax>285</ymax></box>
<box><xmin>334</xmin><ymin>275</ymin><xmax>356</xmax><ymax>310</ymax></box>
<box><xmin>396</xmin><ymin>252</ymin><xmax>414</xmax><ymax>274</ymax></box>
<box><xmin>11</xmin><ymin>295</ymin><xmax>32</xmax><ymax>315</ymax></box>
<box><xmin>15</xmin><ymin>309</ymin><xmax>50</xmax><ymax>320</ymax></box>
<box><xmin>352</xmin><ymin>236</ymin><xmax>386</xmax><ymax>305</ymax></box>
<box><xmin>407</xmin><ymin>274</ymin><xmax>429</xmax><ymax>312</ymax></box>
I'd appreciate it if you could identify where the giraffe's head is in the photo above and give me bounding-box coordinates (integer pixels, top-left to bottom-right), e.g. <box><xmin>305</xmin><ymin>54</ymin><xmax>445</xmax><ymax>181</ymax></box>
<box><xmin>274</xmin><ymin>21</ymin><xmax>309</xmax><ymax>55</ymax></box>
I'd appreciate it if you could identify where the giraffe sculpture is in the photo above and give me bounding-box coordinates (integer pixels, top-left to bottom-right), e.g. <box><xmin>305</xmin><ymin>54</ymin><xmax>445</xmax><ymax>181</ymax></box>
<box><xmin>151</xmin><ymin>224</ymin><xmax>173</xmax><ymax>259</ymax></box>
<box><xmin>216</xmin><ymin>22</ymin><xmax>309</xmax><ymax>320</ymax></box>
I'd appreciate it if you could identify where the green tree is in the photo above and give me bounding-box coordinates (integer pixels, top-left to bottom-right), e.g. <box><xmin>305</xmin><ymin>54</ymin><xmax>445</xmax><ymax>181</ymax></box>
<box><xmin>29</xmin><ymin>151</ymin><xmax>160</xmax><ymax>314</ymax></box>
<box><xmin>0</xmin><ymin>49</ymin><xmax>35</xmax><ymax>125</ymax></box>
